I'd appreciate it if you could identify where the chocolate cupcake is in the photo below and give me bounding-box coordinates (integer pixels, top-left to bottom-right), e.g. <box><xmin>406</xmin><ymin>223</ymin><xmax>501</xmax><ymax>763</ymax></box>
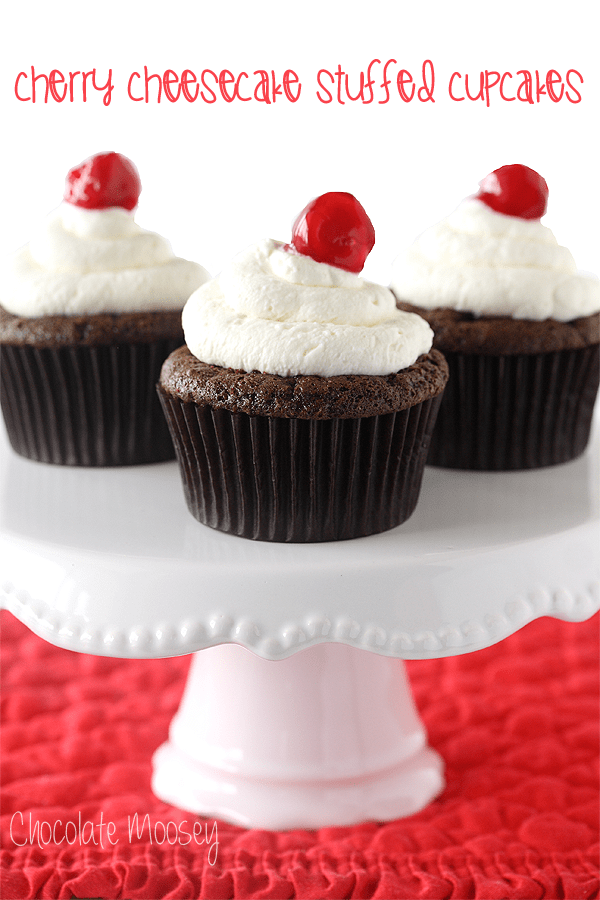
<box><xmin>0</xmin><ymin>152</ymin><xmax>210</xmax><ymax>466</ymax></box>
<box><xmin>159</xmin><ymin>192</ymin><xmax>449</xmax><ymax>542</ymax></box>
<box><xmin>391</xmin><ymin>165</ymin><xmax>600</xmax><ymax>470</ymax></box>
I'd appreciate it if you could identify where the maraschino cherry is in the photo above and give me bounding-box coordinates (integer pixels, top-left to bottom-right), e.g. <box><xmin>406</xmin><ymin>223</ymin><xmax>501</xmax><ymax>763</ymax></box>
<box><xmin>289</xmin><ymin>191</ymin><xmax>375</xmax><ymax>273</ymax></box>
<box><xmin>64</xmin><ymin>151</ymin><xmax>141</xmax><ymax>211</ymax></box>
<box><xmin>476</xmin><ymin>164</ymin><xmax>548</xmax><ymax>219</ymax></box>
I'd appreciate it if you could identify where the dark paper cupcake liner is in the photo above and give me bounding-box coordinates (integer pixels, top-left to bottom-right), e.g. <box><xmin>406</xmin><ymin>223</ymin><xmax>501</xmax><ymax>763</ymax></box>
<box><xmin>1</xmin><ymin>340</ymin><xmax>181</xmax><ymax>466</ymax></box>
<box><xmin>157</xmin><ymin>388</ymin><xmax>443</xmax><ymax>542</ymax></box>
<box><xmin>426</xmin><ymin>345</ymin><xmax>600</xmax><ymax>470</ymax></box>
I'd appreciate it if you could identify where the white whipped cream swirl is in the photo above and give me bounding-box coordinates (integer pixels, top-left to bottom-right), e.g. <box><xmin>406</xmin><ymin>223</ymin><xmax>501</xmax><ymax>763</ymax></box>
<box><xmin>183</xmin><ymin>239</ymin><xmax>433</xmax><ymax>377</ymax></box>
<box><xmin>391</xmin><ymin>198</ymin><xmax>600</xmax><ymax>321</ymax></box>
<box><xmin>2</xmin><ymin>203</ymin><xmax>210</xmax><ymax>316</ymax></box>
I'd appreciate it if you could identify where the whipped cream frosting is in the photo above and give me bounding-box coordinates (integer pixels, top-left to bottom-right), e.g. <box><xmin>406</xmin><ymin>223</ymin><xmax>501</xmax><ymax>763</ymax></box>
<box><xmin>182</xmin><ymin>238</ymin><xmax>433</xmax><ymax>377</ymax></box>
<box><xmin>2</xmin><ymin>203</ymin><xmax>210</xmax><ymax>316</ymax></box>
<box><xmin>391</xmin><ymin>198</ymin><xmax>600</xmax><ymax>322</ymax></box>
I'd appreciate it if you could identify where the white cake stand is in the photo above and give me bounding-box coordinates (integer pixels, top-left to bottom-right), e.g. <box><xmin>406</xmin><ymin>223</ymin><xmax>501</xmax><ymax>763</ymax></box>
<box><xmin>0</xmin><ymin>417</ymin><xmax>598</xmax><ymax>830</ymax></box>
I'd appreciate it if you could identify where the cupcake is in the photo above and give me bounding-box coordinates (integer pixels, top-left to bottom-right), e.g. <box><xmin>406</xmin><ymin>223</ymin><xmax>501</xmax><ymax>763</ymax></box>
<box><xmin>0</xmin><ymin>151</ymin><xmax>210</xmax><ymax>466</ymax></box>
<box><xmin>391</xmin><ymin>164</ymin><xmax>600</xmax><ymax>470</ymax></box>
<box><xmin>158</xmin><ymin>192</ymin><xmax>448</xmax><ymax>542</ymax></box>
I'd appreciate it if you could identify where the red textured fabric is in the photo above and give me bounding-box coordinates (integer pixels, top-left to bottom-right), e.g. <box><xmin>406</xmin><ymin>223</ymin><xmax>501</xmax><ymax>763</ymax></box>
<box><xmin>1</xmin><ymin>609</ymin><xmax>598</xmax><ymax>900</ymax></box>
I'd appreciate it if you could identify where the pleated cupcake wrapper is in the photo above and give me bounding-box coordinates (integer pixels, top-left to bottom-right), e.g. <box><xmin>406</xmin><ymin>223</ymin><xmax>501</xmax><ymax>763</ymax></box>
<box><xmin>1</xmin><ymin>341</ymin><xmax>181</xmax><ymax>466</ymax></box>
<box><xmin>427</xmin><ymin>345</ymin><xmax>600</xmax><ymax>471</ymax></box>
<box><xmin>158</xmin><ymin>389</ymin><xmax>443</xmax><ymax>542</ymax></box>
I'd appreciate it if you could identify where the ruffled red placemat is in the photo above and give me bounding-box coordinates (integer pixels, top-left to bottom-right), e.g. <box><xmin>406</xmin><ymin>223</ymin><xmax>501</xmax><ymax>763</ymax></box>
<box><xmin>1</xmin><ymin>609</ymin><xmax>598</xmax><ymax>900</ymax></box>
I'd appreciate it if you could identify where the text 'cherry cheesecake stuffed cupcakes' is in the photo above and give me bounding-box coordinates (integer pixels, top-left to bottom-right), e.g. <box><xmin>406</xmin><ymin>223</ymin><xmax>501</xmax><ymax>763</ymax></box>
<box><xmin>158</xmin><ymin>192</ymin><xmax>449</xmax><ymax>542</ymax></box>
<box><xmin>0</xmin><ymin>152</ymin><xmax>210</xmax><ymax>466</ymax></box>
<box><xmin>391</xmin><ymin>164</ymin><xmax>600</xmax><ymax>470</ymax></box>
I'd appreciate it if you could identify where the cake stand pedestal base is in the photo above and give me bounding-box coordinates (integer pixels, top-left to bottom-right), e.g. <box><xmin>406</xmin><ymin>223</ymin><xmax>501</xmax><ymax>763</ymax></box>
<box><xmin>152</xmin><ymin>641</ymin><xmax>444</xmax><ymax>829</ymax></box>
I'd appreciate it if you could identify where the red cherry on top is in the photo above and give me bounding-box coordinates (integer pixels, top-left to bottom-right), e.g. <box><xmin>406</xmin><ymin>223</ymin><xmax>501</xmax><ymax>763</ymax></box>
<box><xmin>64</xmin><ymin>151</ymin><xmax>141</xmax><ymax>211</ymax></box>
<box><xmin>289</xmin><ymin>192</ymin><xmax>375</xmax><ymax>273</ymax></box>
<box><xmin>475</xmin><ymin>164</ymin><xmax>549</xmax><ymax>219</ymax></box>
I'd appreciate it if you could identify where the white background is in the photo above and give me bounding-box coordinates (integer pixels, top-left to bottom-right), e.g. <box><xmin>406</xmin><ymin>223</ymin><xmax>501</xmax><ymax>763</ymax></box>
<box><xmin>1</xmin><ymin>0</ymin><xmax>598</xmax><ymax>286</ymax></box>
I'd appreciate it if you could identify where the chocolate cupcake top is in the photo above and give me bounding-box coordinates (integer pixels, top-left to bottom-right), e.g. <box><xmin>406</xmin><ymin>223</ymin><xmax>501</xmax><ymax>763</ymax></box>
<box><xmin>159</xmin><ymin>345</ymin><xmax>448</xmax><ymax>419</ymax></box>
<box><xmin>395</xmin><ymin>302</ymin><xmax>600</xmax><ymax>355</ymax></box>
<box><xmin>0</xmin><ymin>304</ymin><xmax>183</xmax><ymax>347</ymax></box>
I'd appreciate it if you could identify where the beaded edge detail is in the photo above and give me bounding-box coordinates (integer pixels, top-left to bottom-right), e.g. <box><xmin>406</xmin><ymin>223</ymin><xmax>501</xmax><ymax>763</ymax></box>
<box><xmin>1</xmin><ymin>580</ymin><xmax>598</xmax><ymax>660</ymax></box>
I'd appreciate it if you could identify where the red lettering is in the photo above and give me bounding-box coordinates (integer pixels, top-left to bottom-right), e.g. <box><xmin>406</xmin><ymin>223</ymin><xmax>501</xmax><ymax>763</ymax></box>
<box><xmin>363</xmin><ymin>59</ymin><xmax>380</xmax><ymax>103</ymax></box>
<box><xmin>181</xmin><ymin>70</ymin><xmax>199</xmax><ymax>102</ymax></box>
<box><xmin>236</xmin><ymin>72</ymin><xmax>251</xmax><ymax>101</ymax></box>
<box><xmin>164</xmin><ymin>70</ymin><xmax>181</xmax><ymax>102</ymax></box>
<box><xmin>500</xmin><ymin>72</ymin><xmax>515</xmax><ymax>101</ymax></box>
<box><xmin>49</xmin><ymin>70</ymin><xmax>66</xmax><ymax>102</ymax></box>
<box><xmin>270</xmin><ymin>71</ymin><xmax>283</xmax><ymax>102</ymax></box>
<box><xmin>14</xmin><ymin>72</ymin><xmax>29</xmax><ymax>101</ymax></box>
<box><xmin>344</xmin><ymin>71</ymin><xmax>365</xmax><ymax>102</ymax></box>
<box><xmin>283</xmin><ymin>70</ymin><xmax>301</xmax><ymax>102</ymax></box>
<box><xmin>397</xmin><ymin>69</ymin><xmax>415</xmax><ymax>102</ymax></box>
<box><xmin>219</xmin><ymin>69</ymin><xmax>236</xmax><ymax>102</ymax></box>
<box><xmin>14</xmin><ymin>66</ymin><xmax>111</xmax><ymax>104</ymax></box>
<box><xmin>253</xmin><ymin>70</ymin><xmax>270</xmax><ymax>103</ymax></box>
<box><xmin>380</xmin><ymin>59</ymin><xmax>396</xmax><ymax>104</ymax></box>
<box><xmin>316</xmin><ymin>69</ymin><xmax>334</xmax><ymax>103</ymax></box>
<box><xmin>465</xmin><ymin>71</ymin><xmax>484</xmax><ymax>101</ymax></box>
<box><xmin>418</xmin><ymin>59</ymin><xmax>435</xmax><ymax>102</ymax></box>
<box><xmin>91</xmin><ymin>69</ymin><xmax>113</xmax><ymax>106</ymax></box>
<box><xmin>448</xmin><ymin>72</ymin><xmax>463</xmax><ymax>101</ymax></box>
<box><xmin>484</xmin><ymin>71</ymin><xmax>500</xmax><ymax>107</ymax></box>
<box><xmin>516</xmin><ymin>70</ymin><xmax>533</xmax><ymax>103</ymax></box>
<box><xmin>545</xmin><ymin>70</ymin><xmax>563</xmax><ymax>102</ymax></box>
<box><xmin>31</xmin><ymin>68</ymin><xmax>49</xmax><ymax>103</ymax></box>
<box><xmin>200</xmin><ymin>70</ymin><xmax>218</xmax><ymax>103</ymax></box>
<box><xmin>128</xmin><ymin>71</ymin><xmax>142</xmax><ymax>101</ymax></box>
<box><xmin>144</xmin><ymin>66</ymin><xmax>162</xmax><ymax>103</ymax></box>
<box><xmin>535</xmin><ymin>70</ymin><xmax>547</xmax><ymax>102</ymax></box>
<box><xmin>68</xmin><ymin>71</ymin><xmax>81</xmax><ymax>102</ymax></box>
<box><xmin>566</xmin><ymin>69</ymin><xmax>583</xmax><ymax>103</ymax></box>
<box><xmin>81</xmin><ymin>71</ymin><xmax>93</xmax><ymax>102</ymax></box>
<box><xmin>334</xmin><ymin>64</ymin><xmax>345</xmax><ymax>104</ymax></box>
